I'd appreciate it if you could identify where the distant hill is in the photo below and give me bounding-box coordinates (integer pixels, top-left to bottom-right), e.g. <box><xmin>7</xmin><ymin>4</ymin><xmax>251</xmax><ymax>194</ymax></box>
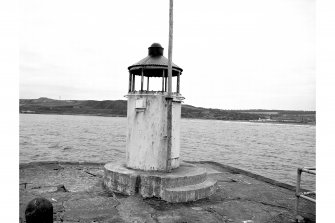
<box><xmin>19</xmin><ymin>97</ymin><xmax>315</xmax><ymax>124</ymax></box>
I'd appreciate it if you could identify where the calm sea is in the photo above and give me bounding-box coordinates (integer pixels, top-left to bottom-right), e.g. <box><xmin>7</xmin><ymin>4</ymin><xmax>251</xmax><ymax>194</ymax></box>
<box><xmin>19</xmin><ymin>114</ymin><xmax>315</xmax><ymax>190</ymax></box>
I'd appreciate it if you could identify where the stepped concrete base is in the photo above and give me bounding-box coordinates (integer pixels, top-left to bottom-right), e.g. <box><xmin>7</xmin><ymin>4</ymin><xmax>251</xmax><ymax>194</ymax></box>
<box><xmin>103</xmin><ymin>162</ymin><xmax>217</xmax><ymax>203</ymax></box>
<box><xmin>162</xmin><ymin>178</ymin><xmax>217</xmax><ymax>203</ymax></box>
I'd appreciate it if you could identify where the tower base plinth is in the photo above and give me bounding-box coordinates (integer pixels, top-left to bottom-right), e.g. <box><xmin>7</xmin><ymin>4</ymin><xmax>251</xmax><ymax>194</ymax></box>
<box><xmin>103</xmin><ymin>162</ymin><xmax>217</xmax><ymax>203</ymax></box>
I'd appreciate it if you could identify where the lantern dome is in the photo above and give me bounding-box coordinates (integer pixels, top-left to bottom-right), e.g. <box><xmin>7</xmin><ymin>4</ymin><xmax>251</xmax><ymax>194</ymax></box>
<box><xmin>128</xmin><ymin>43</ymin><xmax>183</xmax><ymax>77</ymax></box>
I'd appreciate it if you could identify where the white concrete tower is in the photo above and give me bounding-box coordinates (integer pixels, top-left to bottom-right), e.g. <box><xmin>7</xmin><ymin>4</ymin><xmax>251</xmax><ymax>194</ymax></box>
<box><xmin>104</xmin><ymin>43</ymin><xmax>217</xmax><ymax>202</ymax></box>
<box><xmin>126</xmin><ymin>43</ymin><xmax>184</xmax><ymax>171</ymax></box>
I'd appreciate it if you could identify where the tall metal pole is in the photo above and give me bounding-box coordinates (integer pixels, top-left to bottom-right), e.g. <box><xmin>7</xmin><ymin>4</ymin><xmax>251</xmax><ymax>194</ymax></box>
<box><xmin>167</xmin><ymin>0</ymin><xmax>173</xmax><ymax>95</ymax></box>
<box><xmin>166</xmin><ymin>0</ymin><xmax>173</xmax><ymax>172</ymax></box>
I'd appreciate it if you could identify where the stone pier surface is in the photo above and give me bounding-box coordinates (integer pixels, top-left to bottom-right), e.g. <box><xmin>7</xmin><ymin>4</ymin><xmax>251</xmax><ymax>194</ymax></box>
<box><xmin>103</xmin><ymin>162</ymin><xmax>217</xmax><ymax>203</ymax></box>
<box><xmin>20</xmin><ymin>161</ymin><xmax>315</xmax><ymax>223</ymax></box>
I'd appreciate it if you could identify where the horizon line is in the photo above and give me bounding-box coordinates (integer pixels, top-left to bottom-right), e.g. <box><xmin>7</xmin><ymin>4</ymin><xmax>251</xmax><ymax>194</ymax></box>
<box><xmin>19</xmin><ymin>97</ymin><xmax>316</xmax><ymax>112</ymax></box>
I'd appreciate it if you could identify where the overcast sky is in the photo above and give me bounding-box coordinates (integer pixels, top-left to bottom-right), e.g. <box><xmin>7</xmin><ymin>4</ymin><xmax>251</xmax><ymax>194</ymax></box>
<box><xmin>20</xmin><ymin>0</ymin><xmax>315</xmax><ymax>110</ymax></box>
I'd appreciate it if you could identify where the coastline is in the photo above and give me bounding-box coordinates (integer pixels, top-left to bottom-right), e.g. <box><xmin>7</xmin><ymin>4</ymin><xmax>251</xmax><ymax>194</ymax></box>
<box><xmin>19</xmin><ymin>112</ymin><xmax>316</xmax><ymax>126</ymax></box>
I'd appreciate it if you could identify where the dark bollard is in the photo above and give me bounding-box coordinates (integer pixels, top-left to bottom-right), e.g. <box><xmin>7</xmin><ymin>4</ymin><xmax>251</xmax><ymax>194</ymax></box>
<box><xmin>25</xmin><ymin>197</ymin><xmax>53</xmax><ymax>223</ymax></box>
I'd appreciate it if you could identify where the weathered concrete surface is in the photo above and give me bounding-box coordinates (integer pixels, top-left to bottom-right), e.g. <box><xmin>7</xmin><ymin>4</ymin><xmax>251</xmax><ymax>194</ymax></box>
<box><xmin>162</xmin><ymin>178</ymin><xmax>217</xmax><ymax>203</ymax></box>
<box><xmin>20</xmin><ymin>161</ymin><xmax>315</xmax><ymax>223</ymax></box>
<box><xmin>104</xmin><ymin>162</ymin><xmax>217</xmax><ymax>202</ymax></box>
<box><xmin>126</xmin><ymin>93</ymin><xmax>182</xmax><ymax>171</ymax></box>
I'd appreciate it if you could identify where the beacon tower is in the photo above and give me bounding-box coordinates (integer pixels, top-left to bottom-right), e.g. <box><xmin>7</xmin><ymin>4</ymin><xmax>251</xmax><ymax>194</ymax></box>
<box><xmin>103</xmin><ymin>43</ymin><xmax>217</xmax><ymax>203</ymax></box>
<box><xmin>126</xmin><ymin>43</ymin><xmax>184</xmax><ymax>171</ymax></box>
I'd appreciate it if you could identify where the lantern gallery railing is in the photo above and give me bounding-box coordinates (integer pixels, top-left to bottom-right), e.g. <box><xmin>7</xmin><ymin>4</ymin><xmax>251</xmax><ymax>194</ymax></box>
<box><xmin>127</xmin><ymin>90</ymin><xmax>181</xmax><ymax>95</ymax></box>
<box><xmin>295</xmin><ymin>167</ymin><xmax>316</xmax><ymax>221</ymax></box>
<box><xmin>125</xmin><ymin>91</ymin><xmax>185</xmax><ymax>100</ymax></box>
